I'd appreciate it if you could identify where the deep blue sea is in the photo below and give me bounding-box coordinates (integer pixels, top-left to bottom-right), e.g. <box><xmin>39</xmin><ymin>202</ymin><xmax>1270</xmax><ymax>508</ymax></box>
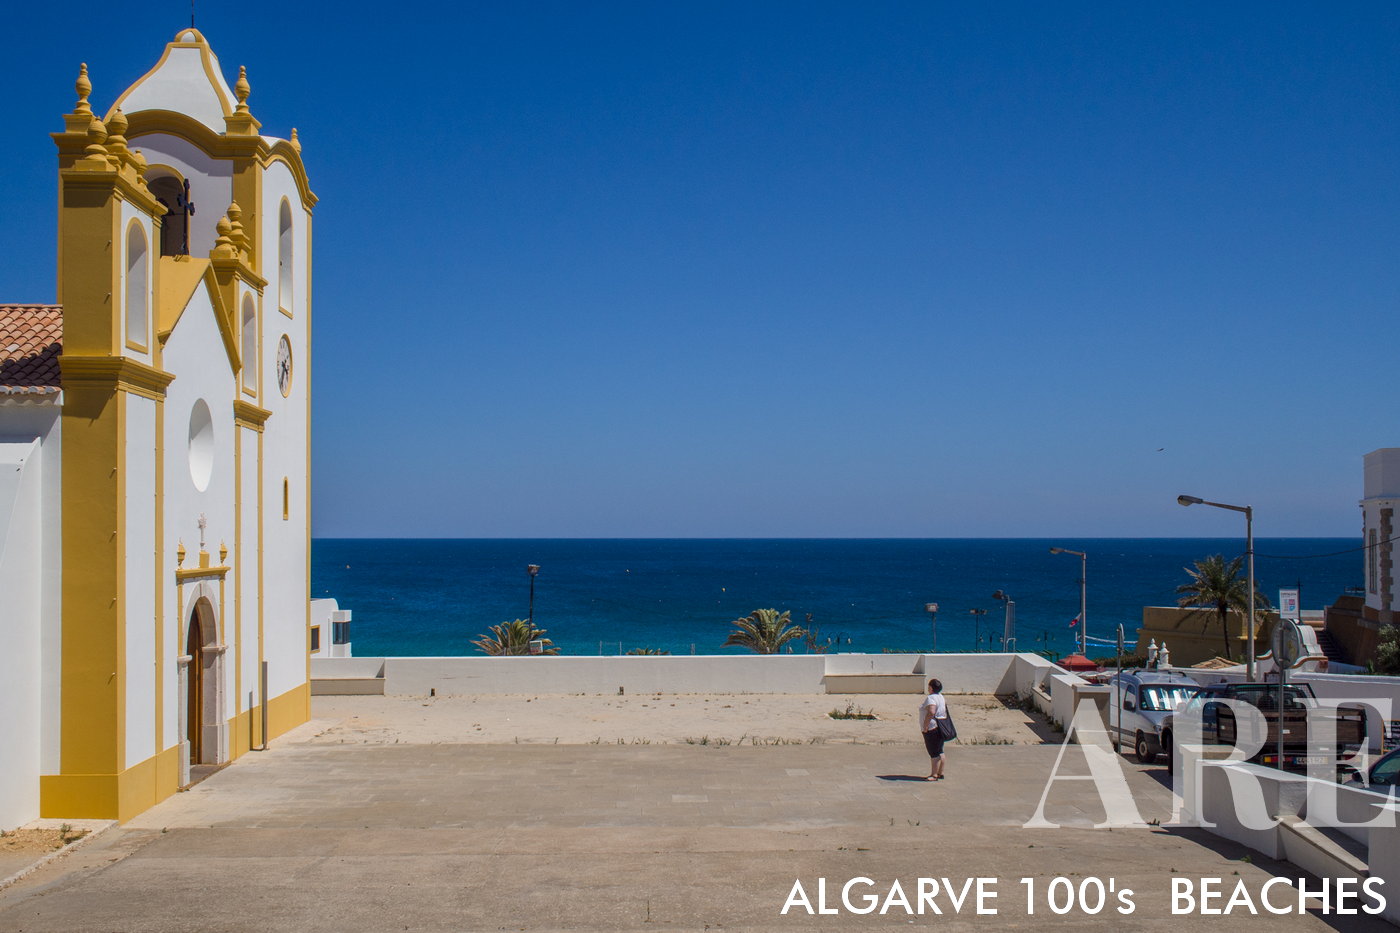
<box><xmin>310</xmin><ymin>538</ymin><xmax>1363</xmax><ymax>659</ymax></box>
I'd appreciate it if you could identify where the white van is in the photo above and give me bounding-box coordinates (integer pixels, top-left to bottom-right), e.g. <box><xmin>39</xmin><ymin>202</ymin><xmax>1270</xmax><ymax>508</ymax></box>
<box><xmin>1106</xmin><ymin>670</ymin><xmax>1200</xmax><ymax>763</ymax></box>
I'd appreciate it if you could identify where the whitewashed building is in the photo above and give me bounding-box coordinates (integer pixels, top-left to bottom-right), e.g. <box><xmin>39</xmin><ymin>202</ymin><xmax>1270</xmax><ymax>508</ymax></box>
<box><xmin>0</xmin><ymin>28</ymin><xmax>320</xmax><ymax>825</ymax></box>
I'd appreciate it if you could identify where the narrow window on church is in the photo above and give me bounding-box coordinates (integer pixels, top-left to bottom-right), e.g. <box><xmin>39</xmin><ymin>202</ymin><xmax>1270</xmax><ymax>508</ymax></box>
<box><xmin>125</xmin><ymin>221</ymin><xmax>149</xmax><ymax>350</ymax></box>
<box><xmin>241</xmin><ymin>295</ymin><xmax>257</xmax><ymax>394</ymax></box>
<box><xmin>310</xmin><ymin>626</ymin><xmax>321</xmax><ymax>653</ymax></box>
<box><xmin>283</xmin><ymin>477</ymin><xmax>289</xmax><ymax>520</ymax></box>
<box><xmin>149</xmin><ymin>176</ymin><xmax>190</xmax><ymax>257</ymax></box>
<box><xmin>1371</xmin><ymin>528</ymin><xmax>1379</xmax><ymax>594</ymax></box>
<box><xmin>278</xmin><ymin>199</ymin><xmax>294</xmax><ymax>315</ymax></box>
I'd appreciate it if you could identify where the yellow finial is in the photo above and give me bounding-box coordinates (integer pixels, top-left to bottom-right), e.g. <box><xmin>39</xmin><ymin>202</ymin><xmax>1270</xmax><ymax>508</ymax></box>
<box><xmin>235</xmin><ymin>66</ymin><xmax>250</xmax><ymax>114</ymax></box>
<box><xmin>84</xmin><ymin>115</ymin><xmax>110</xmax><ymax>162</ymax></box>
<box><xmin>74</xmin><ymin>63</ymin><xmax>92</xmax><ymax>115</ymax></box>
<box><xmin>213</xmin><ymin>213</ymin><xmax>235</xmax><ymax>257</ymax></box>
<box><xmin>226</xmin><ymin>201</ymin><xmax>248</xmax><ymax>254</ymax></box>
<box><xmin>290</xmin><ymin>127</ymin><xmax>301</xmax><ymax>153</ymax></box>
<box><xmin>107</xmin><ymin>107</ymin><xmax>128</xmax><ymax>141</ymax></box>
<box><xmin>219</xmin><ymin>540</ymin><xmax>228</xmax><ymax>564</ymax></box>
<box><xmin>176</xmin><ymin>540</ymin><xmax>187</xmax><ymax>567</ymax></box>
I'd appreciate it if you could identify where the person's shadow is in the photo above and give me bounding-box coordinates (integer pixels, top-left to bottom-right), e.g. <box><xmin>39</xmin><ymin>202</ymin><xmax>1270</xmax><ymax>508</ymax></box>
<box><xmin>876</xmin><ymin>774</ymin><xmax>931</xmax><ymax>781</ymax></box>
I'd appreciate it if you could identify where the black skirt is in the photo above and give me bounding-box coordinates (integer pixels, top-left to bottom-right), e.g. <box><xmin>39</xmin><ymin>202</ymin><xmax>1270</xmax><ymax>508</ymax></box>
<box><xmin>922</xmin><ymin>728</ymin><xmax>945</xmax><ymax>757</ymax></box>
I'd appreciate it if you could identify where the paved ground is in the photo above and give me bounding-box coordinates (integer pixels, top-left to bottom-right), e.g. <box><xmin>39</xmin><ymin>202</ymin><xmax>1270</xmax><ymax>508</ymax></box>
<box><xmin>0</xmin><ymin>720</ymin><xmax>1388</xmax><ymax>932</ymax></box>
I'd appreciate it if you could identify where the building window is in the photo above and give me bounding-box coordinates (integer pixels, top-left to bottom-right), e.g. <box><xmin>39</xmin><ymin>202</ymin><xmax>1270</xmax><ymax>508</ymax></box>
<box><xmin>240</xmin><ymin>295</ymin><xmax>257</xmax><ymax>394</ymax></box>
<box><xmin>283</xmin><ymin>477</ymin><xmax>289</xmax><ymax>520</ymax></box>
<box><xmin>125</xmin><ymin>221</ymin><xmax>149</xmax><ymax>349</ymax></box>
<box><xmin>1371</xmin><ymin>528</ymin><xmax>1379</xmax><ymax>594</ymax></box>
<box><xmin>310</xmin><ymin>625</ymin><xmax>321</xmax><ymax>653</ymax></box>
<box><xmin>149</xmin><ymin>176</ymin><xmax>190</xmax><ymax>257</ymax></box>
<box><xmin>278</xmin><ymin>199</ymin><xmax>294</xmax><ymax>315</ymax></box>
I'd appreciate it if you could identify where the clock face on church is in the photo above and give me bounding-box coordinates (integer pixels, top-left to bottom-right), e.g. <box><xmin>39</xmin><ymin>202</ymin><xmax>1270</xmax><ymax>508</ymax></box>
<box><xmin>276</xmin><ymin>335</ymin><xmax>292</xmax><ymax>397</ymax></box>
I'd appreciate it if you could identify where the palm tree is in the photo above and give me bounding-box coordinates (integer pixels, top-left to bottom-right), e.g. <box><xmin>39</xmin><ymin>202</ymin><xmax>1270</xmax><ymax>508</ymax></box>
<box><xmin>723</xmin><ymin>609</ymin><xmax>806</xmax><ymax>654</ymax></box>
<box><xmin>1174</xmin><ymin>555</ymin><xmax>1270</xmax><ymax>661</ymax></box>
<box><xmin>471</xmin><ymin>618</ymin><xmax>559</xmax><ymax>656</ymax></box>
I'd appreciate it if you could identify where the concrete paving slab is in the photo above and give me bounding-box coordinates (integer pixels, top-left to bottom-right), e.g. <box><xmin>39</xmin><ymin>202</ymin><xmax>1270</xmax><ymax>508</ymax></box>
<box><xmin>0</xmin><ymin>738</ymin><xmax>1389</xmax><ymax>932</ymax></box>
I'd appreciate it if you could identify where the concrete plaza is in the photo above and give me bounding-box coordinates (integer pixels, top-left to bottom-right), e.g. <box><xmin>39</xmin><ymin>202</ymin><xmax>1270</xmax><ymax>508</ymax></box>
<box><xmin>0</xmin><ymin>699</ymin><xmax>1389</xmax><ymax>932</ymax></box>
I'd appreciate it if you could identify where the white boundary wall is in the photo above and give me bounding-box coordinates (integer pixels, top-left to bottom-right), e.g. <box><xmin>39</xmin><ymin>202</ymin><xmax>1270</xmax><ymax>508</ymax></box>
<box><xmin>313</xmin><ymin>652</ymin><xmax>1066</xmax><ymax>698</ymax></box>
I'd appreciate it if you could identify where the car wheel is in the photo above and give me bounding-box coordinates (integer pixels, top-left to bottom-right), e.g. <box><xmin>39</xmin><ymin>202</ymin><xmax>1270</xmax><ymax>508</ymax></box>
<box><xmin>1135</xmin><ymin>732</ymin><xmax>1158</xmax><ymax>764</ymax></box>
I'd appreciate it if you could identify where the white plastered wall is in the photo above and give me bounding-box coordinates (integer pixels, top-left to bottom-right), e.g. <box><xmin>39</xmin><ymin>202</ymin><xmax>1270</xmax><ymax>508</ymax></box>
<box><xmin>117</xmin><ymin>39</ymin><xmax>235</xmax><ymax>134</ymax></box>
<box><xmin>258</xmin><ymin>161</ymin><xmax>311</xmax><ymax>707</ymax></box>
<box><xmin>123</xmin><ymin>395</ymin><xmax>158</xmax><ymax>768</ymax></box>
<box><xmin>161</xmin><ymin>285</ymin><xmax>240</xmax><ymax>747</ymax></box>
<box><xmin>0</xmin><ymin>430</ymin><xmax>44</xmax><ymax>827</ymax></box>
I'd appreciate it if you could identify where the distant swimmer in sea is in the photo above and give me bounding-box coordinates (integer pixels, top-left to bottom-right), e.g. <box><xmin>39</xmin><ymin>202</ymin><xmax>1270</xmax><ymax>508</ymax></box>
<box><xmin>919</xmin><ymin>678</ymin><xmax>955</xmax><ymax>781</ymax></box>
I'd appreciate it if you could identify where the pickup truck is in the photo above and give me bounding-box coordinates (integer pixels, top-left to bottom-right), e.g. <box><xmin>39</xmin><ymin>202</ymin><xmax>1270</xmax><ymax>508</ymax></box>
<box><xmin>1158</xmin><ymin>682</ymin><xmax>1366</xmax><ymax>774</ymax></box>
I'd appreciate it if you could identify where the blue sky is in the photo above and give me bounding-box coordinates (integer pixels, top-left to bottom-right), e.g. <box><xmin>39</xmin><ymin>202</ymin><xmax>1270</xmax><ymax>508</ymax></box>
<box><xmin>4</xmin><ymin>3</ymin><xmax>1398</xmax><ymax>537</ymax></box>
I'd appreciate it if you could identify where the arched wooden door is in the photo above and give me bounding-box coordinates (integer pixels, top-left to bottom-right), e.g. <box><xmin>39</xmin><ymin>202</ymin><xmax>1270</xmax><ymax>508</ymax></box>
<box><xmin>186</xmin><ymin>610</ymin><xmax>204</xmax><ymax>764</ymax></box>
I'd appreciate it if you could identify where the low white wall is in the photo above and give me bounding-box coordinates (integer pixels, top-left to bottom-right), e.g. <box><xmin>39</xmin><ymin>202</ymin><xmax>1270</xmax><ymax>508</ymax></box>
<box><xmin>1198</xmin><ymin>759</ymin><xmax>1400</xmax><ymax>911</ymax></box>
<box><xmin>383</xmin><ymin>655</ymin><xmax>828</xmax><ymax>696</ymax></box>
<box><xmin>313</xmin><ymin>653</ymin><xmax>1042</xmax><ymax>697</ymax></box>
<box><xmin>311</xmin><ymin>657</ymin><xmax>385</xmax><ymax>679</ymax></box>
<box><xmin>923</xmin><ymin>654</ymin><xmax>1022</xmax><ymax>695</ymax></box>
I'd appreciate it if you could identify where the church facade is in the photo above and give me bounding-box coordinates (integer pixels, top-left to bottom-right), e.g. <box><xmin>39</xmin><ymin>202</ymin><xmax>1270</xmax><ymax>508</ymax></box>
<box><xmin>0</xmin><ymin>29</ymin><xmax>315</xmax><ymax>824</ymax></box>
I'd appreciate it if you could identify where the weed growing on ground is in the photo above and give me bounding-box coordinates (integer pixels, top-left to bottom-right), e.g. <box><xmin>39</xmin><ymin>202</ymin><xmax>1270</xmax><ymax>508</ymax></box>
<box><xmin>828</xmin><ymin>702</ymin><xmax>878</xmax><ymax>721</ymax></box>
<box><xmin>960</xmin><ymin>734</ymin><xmax>1014</xmax><ymax>745</ymax></box>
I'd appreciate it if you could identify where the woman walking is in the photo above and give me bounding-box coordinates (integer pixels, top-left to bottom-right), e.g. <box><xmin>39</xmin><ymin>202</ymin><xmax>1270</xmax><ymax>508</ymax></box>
<box><xmin>920</xmin><ymin>678</ymin><xmax>951</xmax><ymax>781</ymax></box>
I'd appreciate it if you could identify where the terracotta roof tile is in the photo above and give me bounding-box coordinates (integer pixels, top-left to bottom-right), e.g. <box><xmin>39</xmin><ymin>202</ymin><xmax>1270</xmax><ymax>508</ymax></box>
<box><xmin>0</xmin><ymin>305</ymin><xmax>62</xmax><ymax>394</ymax></box>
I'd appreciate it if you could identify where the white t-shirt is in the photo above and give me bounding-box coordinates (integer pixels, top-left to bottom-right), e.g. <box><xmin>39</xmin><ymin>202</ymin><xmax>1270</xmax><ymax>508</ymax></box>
<box><xmin>919</xmin><ymin>693</ymin><xmax>947</xmax><ymax>732</ymax></box>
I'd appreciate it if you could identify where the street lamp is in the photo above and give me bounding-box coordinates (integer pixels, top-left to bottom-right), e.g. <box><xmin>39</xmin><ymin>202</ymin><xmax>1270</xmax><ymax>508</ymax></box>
<box><xmin>1177</xmin><ymin>495</ymin><xmax>1256</xmax><ymax>679</ymax></box>
<box><xmin>1050</xmin><ymin>546</ymin><xmax>1087</xmax><ymax>656</ymax></box>
<box><xmin>925</xmin><ymin>603</ymin><xmax>939</xmax><ymax>652</ymax></box>
<box><xmin>526</xmin><ymin>564</ymin><xmax>541</xmax><ymax>627</ymax></box>
<box><xmin>992</xmin><ymin>590</ymin><xmax>1015</xmax><ymax>652</ymax></box>
<box><xmin>969</xmin><ymin>608</ymin><xmax>987</xmax><ymax>652</ymax></box>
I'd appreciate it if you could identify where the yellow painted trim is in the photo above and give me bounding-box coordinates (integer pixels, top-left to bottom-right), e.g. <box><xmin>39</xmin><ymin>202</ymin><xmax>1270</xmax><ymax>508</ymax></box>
<box><xmin>266</xmin><ymin>682</ymin><xmax>311</xmax><ymax>741</ymax></box>
<box><xmin>58</xmin><ymin>166</ymin><xmax>168</xmax><ymax>221</ymax></box>
<box><xmin>155</xmin><ymin>256</ymin><xmax>210</xmax><ymax>340</ymax></box>
<box><xmin>233</xmin><ymin>399</ymin><xmax>272</xmax><ymax>431</ymax></box>
<box><xmin>40</xmin><ymin>744</ymin><xmax>183</xmax><ymax>823</ymax></box>
<box><xmin>60</xmin><ymin>356</ymin><xmax>174</xmax><ymax>401</ymax></box>
<box><xmin>59</xmin><ymin>380</ymin><xmax>123</xmax><ymax>779</ymax></box>
<box><xmin>175</xmin><ymin>565</ymin><xmax>229</xmax><ymax>583</ymax></box>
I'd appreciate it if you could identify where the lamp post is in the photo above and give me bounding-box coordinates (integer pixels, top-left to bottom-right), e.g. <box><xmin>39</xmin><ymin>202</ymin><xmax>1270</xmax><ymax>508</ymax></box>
<box><xmin>526</xmin><ymin>564</ymin><xmax>540</xmax><ymax>628</ymax></box>
<box><xmin>992</xmin><ymin>590</ymin><xmax>1015</xmax><ymax>652</ymax></box>
<box><xmin>925</xmin><ymin>603</ymin><xmax>939</xmax><ymax>653</ymax></box>
<box><xmin>1177</xmin><ymin>495</ymin><xmax>1256</xmax><ymax>680</ymax></box>
<box><xmin>970</xmin><ymin>608</ymin><xmax>987</xmax><ymax>651</ymax></box>
<box><xmin>1050</xmin><ymin>546</ymin><xmax>1087</xmax><ymax>656</ymax></box>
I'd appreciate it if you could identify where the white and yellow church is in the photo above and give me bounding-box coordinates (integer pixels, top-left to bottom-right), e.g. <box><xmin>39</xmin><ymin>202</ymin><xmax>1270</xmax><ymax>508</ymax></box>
<box><xmin>0</xmin><ymin>29</ymin><xmax>319</xmax><ymax>824</ymax></box>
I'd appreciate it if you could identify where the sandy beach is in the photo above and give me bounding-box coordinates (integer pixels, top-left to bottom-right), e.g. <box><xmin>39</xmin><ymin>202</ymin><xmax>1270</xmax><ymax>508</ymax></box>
<box><xmin>305</xmin><ymin>691</ymin><xmax>1057</xmax><ymax>747</ymax></box>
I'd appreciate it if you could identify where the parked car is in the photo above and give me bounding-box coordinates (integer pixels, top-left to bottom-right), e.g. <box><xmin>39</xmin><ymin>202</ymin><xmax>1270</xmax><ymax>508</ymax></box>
<box><xmin>1344</xmin><ymin>747</ymin><xmax>1400</xmax><ymax>793</ymax></box>
<box><xmin>1106</xmin><ymin>669</ymin><xmax>1201</xmax><ymax>763</ymax></box>
<box><xmin>1159</xmin><ymin>681</ymin><xmax>1367</xmax><ymax>774</ymax></box>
